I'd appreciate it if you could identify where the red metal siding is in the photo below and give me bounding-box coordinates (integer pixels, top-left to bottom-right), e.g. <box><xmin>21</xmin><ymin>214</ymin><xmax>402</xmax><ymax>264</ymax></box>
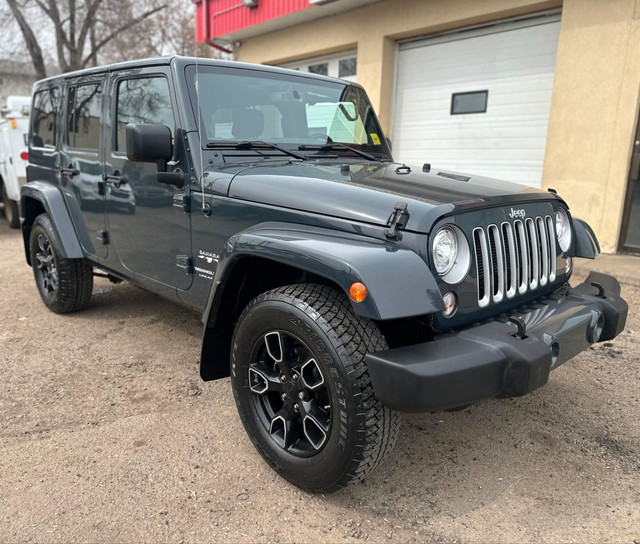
<box><xmin>196</xmin><ymin>0</ymin><xmax>311</xmax><ymax>42</ymax></box>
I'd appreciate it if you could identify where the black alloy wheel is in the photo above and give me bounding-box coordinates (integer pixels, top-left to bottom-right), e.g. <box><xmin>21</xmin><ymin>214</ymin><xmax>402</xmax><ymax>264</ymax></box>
<box><xmin>249</xmin><ymin>329</ymin><xmax>332</xmax><ymax>456</ymax></box>
<box><xmin>34</xmin><ymin>231</ymin><xmax>58</xmax><ymax>296</ymax></box>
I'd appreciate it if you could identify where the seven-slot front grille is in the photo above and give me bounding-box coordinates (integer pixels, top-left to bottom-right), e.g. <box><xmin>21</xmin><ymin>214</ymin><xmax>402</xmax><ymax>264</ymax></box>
<box><xmin>473</xmin><ymin>216</ymin><xmax>557</xmax><ymax>308</ymax></box>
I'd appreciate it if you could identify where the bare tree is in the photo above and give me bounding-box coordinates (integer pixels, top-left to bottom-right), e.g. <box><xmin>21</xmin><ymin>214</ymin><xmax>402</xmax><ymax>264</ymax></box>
<box><xmin>103</xmin><ymin>0</ymin><xmax>217</xmax><ymax>63</ymax></box>
<box><xmin>5</xmin><ymin>0</ymin><xmax>168</xmax><ymax>79</ymax></box>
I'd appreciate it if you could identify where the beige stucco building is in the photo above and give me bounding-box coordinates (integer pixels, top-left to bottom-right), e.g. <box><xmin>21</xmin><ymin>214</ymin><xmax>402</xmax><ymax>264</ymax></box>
<box><xmin>200</xmin><ymin>0</ymin><xmax>640</xmax><ymax>254</ymax></box>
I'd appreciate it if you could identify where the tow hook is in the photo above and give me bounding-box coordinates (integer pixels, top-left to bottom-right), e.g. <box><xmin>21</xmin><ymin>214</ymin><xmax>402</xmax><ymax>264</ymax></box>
<box><xmin>509</xmin><ymin>316</ymin><xmax>527</xmax><ymax>339</ymax></box>
<box><xmin>591</xmin><ymin>282</ymin><xmax>606</xmax><ymax>298</ymax></box>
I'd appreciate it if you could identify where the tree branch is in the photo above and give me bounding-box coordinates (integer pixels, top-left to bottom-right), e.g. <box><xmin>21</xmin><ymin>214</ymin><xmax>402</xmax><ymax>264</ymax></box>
<box><xmin>77</xmin><ymin>0</ymin><xmax>103</xmax><ymax>60</ymax></box>
<box><xmin>83</xmin><ymin>3</ymin><xmax>167</xmax><ymax>67</ymax></box>
<box><xmin>6</xmin><ymin>0</ymin><xmax>47</xmax><ymax>79</ymax></box>
<box><xmin>37</xmin><ymin>0</ymin><xmax>70</xmax><ymax>72</ymax></box>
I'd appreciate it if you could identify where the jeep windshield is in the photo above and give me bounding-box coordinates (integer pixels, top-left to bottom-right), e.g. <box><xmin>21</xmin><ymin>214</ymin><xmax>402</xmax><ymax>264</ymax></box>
<box><xmin>185</xmin><ymin>64</ymin><xmax>392</xmax><ymax>161</ymax></box>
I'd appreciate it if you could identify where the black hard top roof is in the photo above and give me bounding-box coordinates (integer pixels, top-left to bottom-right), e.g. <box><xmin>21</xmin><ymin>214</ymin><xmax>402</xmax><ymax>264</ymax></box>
<box><xmin>34</xmin><ymin>55</ymin><xmax>361</xmax><ymax>89</ymax></box>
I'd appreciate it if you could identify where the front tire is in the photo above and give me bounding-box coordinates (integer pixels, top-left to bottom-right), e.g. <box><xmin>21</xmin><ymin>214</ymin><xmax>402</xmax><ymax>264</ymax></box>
<box><xmin>1</xmin><ymin>184</ymin><xmax>20</xmax><ymax>229</ymax></box>
<box><xmin>231</xmin><ymin>284</ymin><xmax>400</xmax><ymax>492</ymax></box>
<box><xmin>29</xmin><ymin>214</ymin><xmax>93</xmax><ymax>313</ymax></box>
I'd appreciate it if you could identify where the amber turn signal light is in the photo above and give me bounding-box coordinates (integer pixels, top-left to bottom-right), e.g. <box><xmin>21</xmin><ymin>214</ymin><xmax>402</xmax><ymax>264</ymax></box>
<box><xmin>349</xmin><ymin>282</ymin><xmax>367</xmax><ymax>302</ymax></box>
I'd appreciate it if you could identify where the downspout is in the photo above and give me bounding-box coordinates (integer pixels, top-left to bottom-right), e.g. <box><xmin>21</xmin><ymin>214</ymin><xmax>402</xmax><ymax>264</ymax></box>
<box><xmin>203</xmin><ymin>0</ymin><xmax>235</xmax><ymax>57</ymax></box>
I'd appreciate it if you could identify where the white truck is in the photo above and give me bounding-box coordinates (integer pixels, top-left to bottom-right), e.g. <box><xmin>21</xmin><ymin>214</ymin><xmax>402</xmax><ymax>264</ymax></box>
<box><xmin>0</xmin><ymin>95</ymin><xmax>31</xmax><ymax>228</ymax></box>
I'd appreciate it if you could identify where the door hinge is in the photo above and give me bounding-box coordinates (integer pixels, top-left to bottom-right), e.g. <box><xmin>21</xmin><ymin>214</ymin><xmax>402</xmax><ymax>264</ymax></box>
<box><xmin>97</xmin><ymin>230</ymin><xmax>110</xmax><ymax>245</ymax></box>
<box><xmin>173</xmin><ymin>193</ymin><xmax>191</xmax><ymax>213</ymax></box>
<box><xmin>384</xmin><ymin>202</ymin><xmax>409</xmax><ymax>240</ymax></box>
<box><xmin>176</xmin><ymin>255</ymin><xmax>193</xmax><ymax>275</ymax></box>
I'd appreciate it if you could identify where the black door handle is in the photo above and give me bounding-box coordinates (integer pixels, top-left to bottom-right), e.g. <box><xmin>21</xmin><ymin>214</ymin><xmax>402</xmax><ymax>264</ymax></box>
<box><xmin>102</xmin><ymin>171</ymin><xmax>128</xmax><ymax>186</ymax></box>
<box><xmin>60</xmin><ymin>165</ymin><xmax>79</xmax><ymax>177</ymax></box>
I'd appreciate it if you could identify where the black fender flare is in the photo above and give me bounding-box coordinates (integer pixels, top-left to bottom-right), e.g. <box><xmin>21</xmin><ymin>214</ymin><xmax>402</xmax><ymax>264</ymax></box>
<box><xmin>202</xmin><ymin>222</ymin><xmax>443</xmax><ymax>327</ymax></box>
<box><xmin>573</xmin><ymin>217</ymin><xmax>600</xmax><ymax>259</ymax></box>
<box><xmin>199</xmin><ymin>223</ymin><xmax>443</xmax><ymax>381</ymax></box>
<box><xmin>20</xmin><ymin>182</ymin><xmax>85</xmax><ymax>264</ymax></box>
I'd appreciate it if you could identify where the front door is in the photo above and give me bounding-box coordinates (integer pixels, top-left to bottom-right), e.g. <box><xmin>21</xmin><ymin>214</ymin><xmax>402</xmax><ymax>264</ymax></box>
<box><xmin>104</xmin><ymin>68</ymin><xmax>192</xmax><ymax>290</ymax></box>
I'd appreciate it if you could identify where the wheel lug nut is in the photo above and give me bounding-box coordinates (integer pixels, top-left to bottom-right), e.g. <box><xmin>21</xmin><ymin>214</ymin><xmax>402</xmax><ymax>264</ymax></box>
<box><xmin>293</xmin><ymin>403</ymin><xmax>299</xmax><ymax>412</ymax></box>
<box><xmin>280</xmin><ymin>374</ymin><xmax>286</xmax><ymax>382</ymax></box>
<box><xmin>281</xmin><ymin>393</ymin><xmax>287</xmax><ymax>400</ymax></box>
<box><xmin>298</xmin><ymin>391</ymin><xmax>306</xmax><ymax>400</ymax></box>
<box><xmin>292</xmin><ymin>373</ymin><xmax>298</xmax><ymax>381</ymax></box>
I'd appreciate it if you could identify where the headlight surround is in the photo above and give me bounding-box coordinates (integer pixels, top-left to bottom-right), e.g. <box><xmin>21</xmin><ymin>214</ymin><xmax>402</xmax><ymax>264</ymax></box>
<box><xmin>432</xmin><ymin>225</ymin><xmax>470</xmax><ymax>284</ymax></box>
<box><xmin>555</xmin><ymin>208</ymin><xmax>572</xmax><ymax>252</ymax></box>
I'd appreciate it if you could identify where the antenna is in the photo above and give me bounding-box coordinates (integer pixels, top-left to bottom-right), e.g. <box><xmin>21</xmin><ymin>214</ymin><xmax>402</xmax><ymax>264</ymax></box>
<box><xmin>196</xmin><ymin>54</ymin><xmax>205</xmax><ymax>210</ymax></box>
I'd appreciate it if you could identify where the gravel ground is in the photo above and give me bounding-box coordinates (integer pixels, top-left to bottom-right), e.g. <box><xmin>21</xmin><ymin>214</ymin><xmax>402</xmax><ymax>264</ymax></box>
<box><xmin>1</xmin><ymin>217</ymin><xmax>639</xmax><ymax>544</ymax></box>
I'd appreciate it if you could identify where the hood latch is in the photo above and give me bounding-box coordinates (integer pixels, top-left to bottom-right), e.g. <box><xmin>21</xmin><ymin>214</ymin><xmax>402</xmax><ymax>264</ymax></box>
<box><xmin>385</xmin><ymin>202</ymin><xmax>409</xmax><ymax>240</ymax></box>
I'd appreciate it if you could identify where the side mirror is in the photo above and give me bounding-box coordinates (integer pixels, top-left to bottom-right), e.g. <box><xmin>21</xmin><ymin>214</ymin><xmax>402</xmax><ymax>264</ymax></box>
<box><xmin>126</xmin><ymin>124</ymin><xmax>172</xmax><ymax>163</ymax></box>
<box><xmin>126</xmin><ymin>124</ymin><xmax>184</xmax><ymax>188</ymax></box>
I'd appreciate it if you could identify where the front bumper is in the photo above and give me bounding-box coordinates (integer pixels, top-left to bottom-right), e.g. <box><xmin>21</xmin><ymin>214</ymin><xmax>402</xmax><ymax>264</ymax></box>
<box><xmin>365</xmin><ymin>272</ymin><xmax>628</xmax><ymax>412</ymax></box>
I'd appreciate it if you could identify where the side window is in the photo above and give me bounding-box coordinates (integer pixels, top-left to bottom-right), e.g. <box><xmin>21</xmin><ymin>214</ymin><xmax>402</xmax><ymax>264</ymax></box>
<box><xmin>115</xmin><ymin>77</ymin><xmax>174</xmax><ymax>152</ymax></box>
<box><xmin>31</xmin><ymin>88</ymin><xmax>60</xmax><ymax>148</ymax></box>
<box><xmin>66</xmin><ymin>83</ymin><xmax>102</xmax><ymax>149</ymax></box>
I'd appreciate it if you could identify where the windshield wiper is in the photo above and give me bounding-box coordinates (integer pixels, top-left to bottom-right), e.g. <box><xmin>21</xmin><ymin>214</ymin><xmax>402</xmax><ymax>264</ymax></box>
<box><xmin>298</xmin><ymin>143</ymin><xmax>379</xmax><ymax>161</ymax></box>
<box><xmin>207</xmin><ymin>140</ymin><xmax>306</xmax><ymax>160</ymax></box>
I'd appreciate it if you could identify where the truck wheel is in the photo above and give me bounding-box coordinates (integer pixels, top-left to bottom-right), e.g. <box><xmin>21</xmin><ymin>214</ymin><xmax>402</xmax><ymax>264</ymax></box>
<box><xmin>29</xmin><ymin>214</ymin><xmax>93</xmax><ymax>313</ymax></box>
<box><xmin>231</xmin><ymin>283</ymin><xmax>400</xmax><ymax>492</ymax></box>
<box><xmin>1</xmin><ymin>184</ymin><xmax>19</xmax><ymax>229</ymax></box>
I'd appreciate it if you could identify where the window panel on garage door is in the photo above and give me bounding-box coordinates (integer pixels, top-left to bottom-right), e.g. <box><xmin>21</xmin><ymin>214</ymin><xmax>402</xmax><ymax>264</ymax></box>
<box><xmin>281</xmin><ymin>51</ymin><xmax>357</xmax><ymax>82</ymax></box>
<box><xmin>392</xmin><ymin>16</ymin><xmax>561</xmax><ymax>186</ymax></box>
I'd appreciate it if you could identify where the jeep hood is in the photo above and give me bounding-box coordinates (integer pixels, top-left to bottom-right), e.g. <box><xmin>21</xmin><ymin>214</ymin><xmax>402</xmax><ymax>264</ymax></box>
<box><xmin>225</xmin><ymin>161</ymin><xmax>556</xmax><ymax>234</ymax></box>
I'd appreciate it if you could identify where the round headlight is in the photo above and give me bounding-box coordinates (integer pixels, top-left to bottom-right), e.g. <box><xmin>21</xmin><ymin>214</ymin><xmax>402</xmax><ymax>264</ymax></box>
<box><xmin>431</xmin><ymin>225</ymin><xmax>471</xmax><ymax>283</ymax></box>
<box><xmin>555</xmin><ymin>208</ymin><xmax>572</xmax><ymax>252</ymax></box>
<box><xmin>433</xmin><ymin>227</ymin><xmax>458</xmax><ymax>275</ymax></box>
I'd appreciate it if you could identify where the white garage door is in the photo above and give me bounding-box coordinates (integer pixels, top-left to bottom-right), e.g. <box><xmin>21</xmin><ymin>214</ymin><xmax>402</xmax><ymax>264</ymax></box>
<box><xmin>391</xmin><ymin>15</ymin><xmax>561</xmax><ymax>186</ymax></box>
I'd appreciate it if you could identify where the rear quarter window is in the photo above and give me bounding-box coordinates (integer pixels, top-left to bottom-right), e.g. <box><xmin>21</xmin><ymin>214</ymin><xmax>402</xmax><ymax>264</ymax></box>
<box><xmin>31</xmin><ymin>88</ymin><xmax>60</xmax><ymax>149</ymax></box>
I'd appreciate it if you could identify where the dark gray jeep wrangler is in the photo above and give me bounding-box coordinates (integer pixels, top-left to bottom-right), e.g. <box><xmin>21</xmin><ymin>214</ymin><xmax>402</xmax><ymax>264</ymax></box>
<box><xmin>21</xmin><ymin>56</ymin><xmax>627</xmax><ymax>492</ymax></box>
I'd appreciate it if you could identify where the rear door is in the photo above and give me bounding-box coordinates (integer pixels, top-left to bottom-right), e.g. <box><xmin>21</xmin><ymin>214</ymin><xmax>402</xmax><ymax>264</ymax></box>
<box><xmin>60</xmin><ymin>76</ymin><xmax>108</xmax><ymax>258</ymax></box>
<box><xmin>104</xmin><ymin>67</ymin><xmax>192</xmax><ymax>290</ymax></box>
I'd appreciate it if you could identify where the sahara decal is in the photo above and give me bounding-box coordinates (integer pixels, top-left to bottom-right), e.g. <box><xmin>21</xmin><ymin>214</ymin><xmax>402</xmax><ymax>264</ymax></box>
<box><xmin>198</xmin><ymin>250</ymin><xmax>220</xmax><ymax>264</ymax></box>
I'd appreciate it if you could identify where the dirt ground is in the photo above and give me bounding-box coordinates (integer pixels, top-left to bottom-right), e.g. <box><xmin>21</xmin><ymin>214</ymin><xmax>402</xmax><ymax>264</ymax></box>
<box><xmin>1</xmin><ymin>217</ymin><xmax>639</xmax><ymax>544</ymax></box>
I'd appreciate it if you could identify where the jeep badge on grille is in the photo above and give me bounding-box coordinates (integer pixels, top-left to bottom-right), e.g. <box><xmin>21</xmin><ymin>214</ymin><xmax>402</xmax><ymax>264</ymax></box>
<box><xmin>509</xmin><ymin>208</ymin><xmax>526</xmax><ymax>219</ymax></box>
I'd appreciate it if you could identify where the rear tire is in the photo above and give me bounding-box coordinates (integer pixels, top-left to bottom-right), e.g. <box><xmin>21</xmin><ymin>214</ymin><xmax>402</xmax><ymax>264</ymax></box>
<box><xmin>29</xmin><ymin>214</ymin><xmax>93</xmax><ymax>313</ymax></box>
<box><xmin>1</xmin><ymin>184</ymin><xmax>19</xmax><ymax>229</ymax></box>
<box><xmin>231</xmin><ymin>283</ymin><xmax>401</xmax><ymax>492</ymax></box>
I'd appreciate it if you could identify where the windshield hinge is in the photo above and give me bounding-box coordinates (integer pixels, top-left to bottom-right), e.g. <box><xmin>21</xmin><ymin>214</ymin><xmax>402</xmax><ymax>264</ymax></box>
<box><xmin>176</xmin><ymin>255</ymin><xmax>193</xmax><ymax>275</ymax></box>
<box><xmin>173</xmin><ymin>193</ymin><xmax>191</xmax><ymax>213</ymax></box>
<box><xmin>384</xmin><ymin>202</ymin><xmax>409</xmax><ymax>240</ymax></box>
<box><xmin>96</xmin><ymin>230</ymin><xmax>110</xmax><ymax>245</ymax></box>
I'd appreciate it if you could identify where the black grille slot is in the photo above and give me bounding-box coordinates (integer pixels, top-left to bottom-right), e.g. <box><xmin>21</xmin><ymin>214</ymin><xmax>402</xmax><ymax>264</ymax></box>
<box><xmin>515</xmin><ymin>220</ymin><xmax>526</xmax><ymax>292</ymax></box>
<box><xmin>489</xmin><ymin>230</ymin><xmax>499</xmax><ymax>295</ymax></box>
<box><xmin>502</xmin><ymin>223</ymin><xmax>512</xmax><ymax>291</ymax></box>
<box><xmin>474</xmin><ymin>229</ymin><xmax>485</xmax><ymax>303</ymax></box>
